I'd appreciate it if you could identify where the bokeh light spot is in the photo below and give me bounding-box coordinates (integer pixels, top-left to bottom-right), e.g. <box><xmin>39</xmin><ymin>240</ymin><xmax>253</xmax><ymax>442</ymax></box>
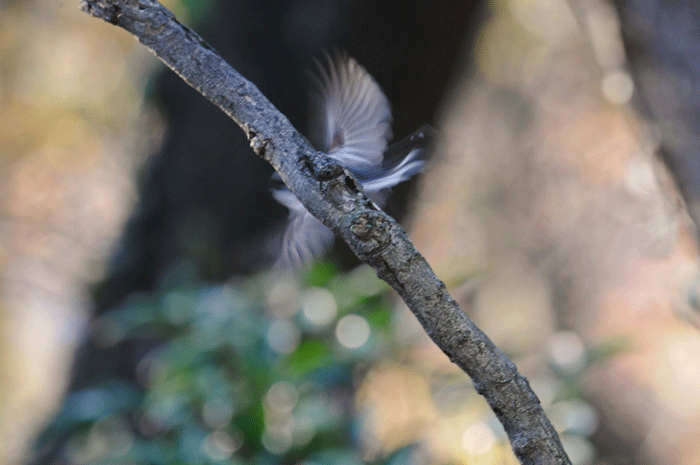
<box><xmin>602</xmin><ymin>70</ymin><xmax>634</xmax><ymax>104</ymax></box>
<box><xmin>267</xmin><ymin>319</ymin><xmax>301</xmax><ymax>354</ymax></box>
<box><xmin>335</xmin><ymin>314</ymin><xmax>370</xmax><ymax>349</ymax></box>
<box><xmin>261</xmin><ymin>426</ymin><xmax>293</xmax><ymax>455</ymax></box>
<box><xmin>201</xmin><ymin>429</ymin><xmax>242</xmax><ymax>461</ymax></box>
<box><xmin>301</xmin><ymin>287</ymin><xmax>337</xmax><ymax>328</ymax></box>
<box><xmin>461</xmin><ymin>422</ymin><xmax>496</xmax><ymax>455</ymax></box>
<box><xmin>549</xmin><ymin>331</ymin><xmax>586</xmax><ymax>373</ymax></box>
<box><xmin>202</xmin><ymin>397</ymin><xmax>234</xmax><ymax>429</ymax></box>
<box><xmin>266</xmin><ymin>381</ymin><xmax>298</xmax><ymax>413</ymax></box>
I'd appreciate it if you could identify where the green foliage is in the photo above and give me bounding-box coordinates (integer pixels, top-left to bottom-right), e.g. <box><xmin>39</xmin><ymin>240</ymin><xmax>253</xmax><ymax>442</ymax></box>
<box><xmin>36</xmin><ymin>261</ymin><xmax>607</xmax><ymax>465</ymax></box>
<box><xmin>36</xmin><ymin>263</ymin><xmax>403</xmax><ymax>465</ymax></box>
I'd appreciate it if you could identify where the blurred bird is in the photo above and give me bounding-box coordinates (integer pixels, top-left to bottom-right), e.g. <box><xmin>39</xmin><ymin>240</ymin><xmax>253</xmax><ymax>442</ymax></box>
<box><xmin>271</xmin><ymin>52</ymin><xmax>432</xmax><ymax>269</ymax></box>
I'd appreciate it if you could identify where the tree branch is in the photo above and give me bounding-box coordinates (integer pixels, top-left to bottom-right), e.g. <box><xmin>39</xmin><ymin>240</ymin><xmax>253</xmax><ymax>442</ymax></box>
<box><xmin>80</xmin><ymin>1</ymin><xmax>571</xmax><ymax>463</ymax></box>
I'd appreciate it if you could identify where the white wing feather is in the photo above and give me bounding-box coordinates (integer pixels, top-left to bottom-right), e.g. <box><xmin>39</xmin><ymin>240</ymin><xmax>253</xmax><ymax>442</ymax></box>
<box><xmin>271</xmin><ymin>188</ymin><xmax>335</xmax><ymax>269</ymax></box>
<box><xmin>312</xmin><ymin>52</ymin><xmax>393</xmax><ymax>169</ymax></box>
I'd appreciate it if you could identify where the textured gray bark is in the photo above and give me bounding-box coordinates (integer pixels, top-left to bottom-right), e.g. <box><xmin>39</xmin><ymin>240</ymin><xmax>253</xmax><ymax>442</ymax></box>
<box><xmin>80</xmin><ymin>1</ymin><xmax>571</xmax><ymax>463</ymax></box>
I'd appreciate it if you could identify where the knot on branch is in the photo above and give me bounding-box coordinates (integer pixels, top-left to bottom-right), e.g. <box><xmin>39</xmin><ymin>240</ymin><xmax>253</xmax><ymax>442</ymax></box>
<box><xmin>350</xmin><ymin>211</ymin><xmax>391</xmax><ymax>256</ymax></box>
<box><xmin>311</xmin><ymin>157</ymin><xmax>346</xmax><ymax>182</ymax></box>
<box><xmin>248</xmin><ymin>134</ymin><xmax>273</xmax><ymax>160</ymax></box>
<box><xmin>308</xmin><ymin>157</ymin><xmax>363</xmax><ymax>207</ymax></box>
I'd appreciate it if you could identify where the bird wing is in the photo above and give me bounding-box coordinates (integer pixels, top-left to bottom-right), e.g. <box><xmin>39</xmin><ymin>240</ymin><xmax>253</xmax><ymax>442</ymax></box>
<box><xmin>359</xmin><ymin>125</ymin><xmax>433</xmax><ymax>193</ymax></box>
<box><xmin>271</xmin><ymin>187</ymin><xmax>336</xmax><ymax>270</ymax></box>
<box><xmin>310</xmin><ymin>52</ymin><xmax>393</xmax><ymax>170</ymax></box>
<box><xmin>271</xmin><ymin>55</ymin><xmax>431</xmax><ymax>270</ymax></box>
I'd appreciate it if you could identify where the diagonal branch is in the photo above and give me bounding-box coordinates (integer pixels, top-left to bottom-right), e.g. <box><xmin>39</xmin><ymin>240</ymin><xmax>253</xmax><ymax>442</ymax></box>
<box><xmin>80</xmin><ymin>1</ymin><xmax>571</xmax><ymax>463</ymax></box>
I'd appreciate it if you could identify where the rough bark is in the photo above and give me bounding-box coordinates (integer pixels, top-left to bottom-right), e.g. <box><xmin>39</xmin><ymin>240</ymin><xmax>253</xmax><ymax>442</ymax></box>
<box><xmin>80</xmin><ymin>1</ymin><xmax>571</xmax><ymax>463</ymax></box>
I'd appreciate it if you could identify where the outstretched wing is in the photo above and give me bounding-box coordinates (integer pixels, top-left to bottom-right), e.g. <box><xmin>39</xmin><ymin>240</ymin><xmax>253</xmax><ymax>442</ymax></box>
<box><xmin>310</xmin><ymin>52</ymin><xmax>393</xmax><ymax>170</ymax></box>
<box><xmin>271</xmin><ymin>187</ymin><xmax>335</xmax><ymax>270</ymax></box>
<box><xmin>359</xmin><ymin>124</ymin><xmax>433</xmax><ymax>193</ymax></box>
<box><xmin>271</xmin><ymin>55</ymin><xmax>431</xmax><ymax>270</ymax></box>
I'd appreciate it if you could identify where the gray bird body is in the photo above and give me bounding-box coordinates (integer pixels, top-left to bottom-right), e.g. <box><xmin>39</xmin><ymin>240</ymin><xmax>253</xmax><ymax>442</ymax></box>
<box><xmin>272</xmin><ymin>54</ymin><xmax>431</xmax><ymax>269</ymax></box>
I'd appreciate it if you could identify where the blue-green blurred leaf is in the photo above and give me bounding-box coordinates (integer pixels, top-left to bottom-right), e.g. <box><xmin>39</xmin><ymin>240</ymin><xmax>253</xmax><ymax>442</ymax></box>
<box><xmin>304</xmin><ymin>260</ymin><xmax>340</xmax><ymax>287</ymax></box>
<box><xmin>285</xmin><ymin>340</ymin><xmax>331</xmax><ymax>375</ymax></box>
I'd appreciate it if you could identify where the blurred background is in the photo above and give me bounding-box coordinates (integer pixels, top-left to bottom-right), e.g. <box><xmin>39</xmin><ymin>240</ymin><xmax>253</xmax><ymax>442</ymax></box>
<box><xmin>2</xmin><ymin>0</ymin><xmax>700</xmax><ymax>464</ymax></box>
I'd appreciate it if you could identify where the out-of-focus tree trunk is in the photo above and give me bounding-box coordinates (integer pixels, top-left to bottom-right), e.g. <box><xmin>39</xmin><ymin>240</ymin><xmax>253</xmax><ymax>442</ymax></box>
<box><xmin>0</xmin><ymin>1</ymin><xmax>159</xmax><ymax>462</ymax></box>
<box><xmin>613</xmin><ymin>0</ymin><xmax>700</xmax><ymax>223</ymax></box>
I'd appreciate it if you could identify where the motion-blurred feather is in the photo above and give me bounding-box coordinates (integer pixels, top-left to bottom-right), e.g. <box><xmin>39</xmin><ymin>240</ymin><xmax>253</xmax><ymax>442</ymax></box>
<box><xmin>272</xmin><ymin>54</ymin><xmax>431</xmax><ymax>269</ymax></box>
